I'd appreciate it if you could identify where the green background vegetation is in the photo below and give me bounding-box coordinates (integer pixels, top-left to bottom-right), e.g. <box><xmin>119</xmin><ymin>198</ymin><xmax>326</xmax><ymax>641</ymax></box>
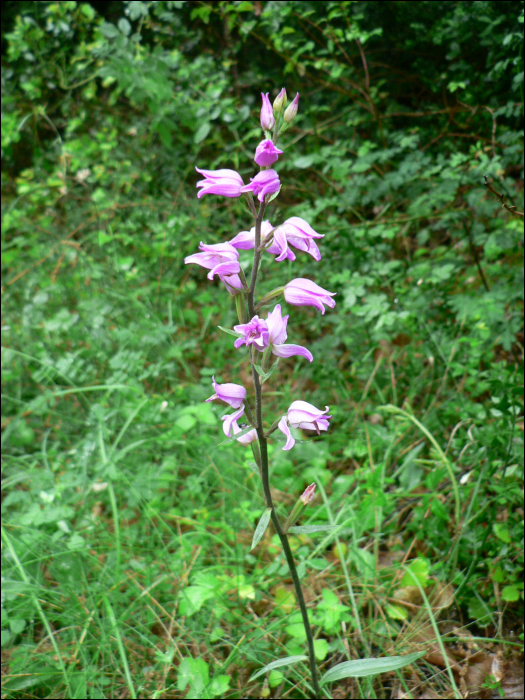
<box><xmin>1</xmin><ymin>1</ymin><xmax>523</xmax><ymax>698</ymax></box>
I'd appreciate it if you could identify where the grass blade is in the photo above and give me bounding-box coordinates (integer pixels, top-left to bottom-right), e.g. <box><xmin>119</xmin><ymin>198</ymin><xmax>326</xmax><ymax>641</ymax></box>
<box><xmin>102</xmin><ymin>595</ymin><xmax>137</xmax><ymax>699</ymax></box>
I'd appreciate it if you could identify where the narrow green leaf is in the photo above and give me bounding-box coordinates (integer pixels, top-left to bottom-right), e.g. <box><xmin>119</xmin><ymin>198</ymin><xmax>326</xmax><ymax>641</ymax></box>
<box><xmin>249</xmin><ymin>655</ymin><xmax>308</xmax><ymax>682</ymax></box>
<box><xmin>217</xmin><ymin>326</ymin><xmax>242</xmax><ymax>338</ymax></box>
<box><xmin>218</xmin><ymin>424</ymin><xmax>256</xmax><ymax>445</ymax></box>
<box><xmin>320</xmin><ymin>652</ymin><xmax>426</xmax><ymax>685</ymax></box>
<box><xmin>266</xmin><ymin>185</ymin><xmax>282</xmax><ymax>204</ymax></box>
<box><xmin>251</xmin><ymin>508</ymin><xmax>272</xmax><ymax>550</ymax></box>
<box><xmin>288</xmin><ymin>525</ymin><xmax>335</xmax><ymax>534</ymax></box>
<box><xmin>253</xmin><ymin>364</ymin><xmax>268</xmax><ymax>380</ymax></box>
<box><xmin>262</xmin><ymin>359</ymin><xmax>279</xmax><ymax>384</ymax></box>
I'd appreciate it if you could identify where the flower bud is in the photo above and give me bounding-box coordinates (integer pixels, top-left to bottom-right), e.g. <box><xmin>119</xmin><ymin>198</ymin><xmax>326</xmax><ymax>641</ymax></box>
<box><xmin>283</xmin><ymin>482</ymin><xmax>318</xmax><ymax>532</ymax></box>
<box><xmin>273</xmin><ymin>88</ymin><xmax>287</xmax><ymax>116</ymax></box>
<box><xmin>283</xmin><ymin>92</ymin><xmax>299</xmax><ymax>123</ymax></box>
<box><xmin>260</xmin><ymin>93</ymin><xmax>275</xmax><ymax>131</ymax></box>
<box><xmin>300</xmin><ymin>483</ymin><xmax>316</xmax><ymax>505</ymax></box>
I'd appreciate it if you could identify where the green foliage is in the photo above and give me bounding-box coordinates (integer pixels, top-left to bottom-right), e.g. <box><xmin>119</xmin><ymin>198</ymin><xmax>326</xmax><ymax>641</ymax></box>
<box><xmin>1</xmin><ymin>0</ymin><xmax>523</xmax><ymax>698</ymax></box>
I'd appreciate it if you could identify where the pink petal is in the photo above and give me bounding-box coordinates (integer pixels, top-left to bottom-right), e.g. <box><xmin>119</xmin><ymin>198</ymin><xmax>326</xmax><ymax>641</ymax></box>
<box><xmin>278</xmin><ymin>415</ymin><xmax>295</xmax><ymax>451</ymax></box>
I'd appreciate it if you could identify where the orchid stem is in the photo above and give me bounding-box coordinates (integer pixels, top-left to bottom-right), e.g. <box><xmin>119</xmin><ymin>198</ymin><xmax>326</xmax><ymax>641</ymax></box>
<box><xmin>247</xmin><ymin>201</ymin><xmax>321</xmax><ymax>699</ymax></box>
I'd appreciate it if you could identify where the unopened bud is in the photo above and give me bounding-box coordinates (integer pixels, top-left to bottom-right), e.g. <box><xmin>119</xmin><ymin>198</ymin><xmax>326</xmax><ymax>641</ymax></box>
<box><xmin>260</xmin><ymin>92</ymin><xmax>275</xmax><ymax>131</ymax></box>
<box><xmin>273</xmin><ymin>88</ymin><xmax>287</xmax><ymax>116</ymax></box>
<box><xmin>300</xmin><ymin>483</ymin><xmax>316</xmax><ymax>505</ymax></box>
<box><xmin>283</xmin><ymin>92</ymin><xmax>299</xmax><ymax>123</ymax></box>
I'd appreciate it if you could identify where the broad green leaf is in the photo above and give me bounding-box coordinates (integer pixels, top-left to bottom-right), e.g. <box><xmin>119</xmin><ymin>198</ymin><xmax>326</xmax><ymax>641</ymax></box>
<box><xmin>194</xmin><ymin>122</ymin><xmax>211</xmax><ymax>144</ymax></box>
<box><xmin>273</xmin><ymin>587</ymin><xmax>296</xmax><ymax>614</ymax></box>
<box><xmin>81</xmin><ymin>4</ymin><xmax>95</xmax><ymax>19</ymax></box>
<box><xmin>249</xmin><ymin>655</ymin><xmax>308</xmax><ymax>682</ymax></box>
<box><xmin>501</xmin><ymin>585</ymin><xmax>520</xmax><ymax>602</ymax></box>
<box><xmin>349</xmin><ymin>546</ymin><xmax>376</xmax><ymax>581</ymax></box>
<box><xmin>175</xmin><ymin>414</ymin><xmax>197</xmax><ymax>431</ymax></box>
<box><xmin>288</xmin><ymin>524</ymin><xmax>335</xmax><ymax>534</ymax></box>
<box><xmin>118</xmin><ymin>18</ymin><xmax>131</xmax><ymax>35</ymax></box>
<box><xmin>210</xmin><ymin>674</ymin><xmax>230</xmax><ymax>697</ymax></box>
<box><xmin>386</xmin><ymin>604</ymin><xmax>409</xmax><ymax>621</ymax></box>
<box><xmin>238</xmin><ymin>583</ymin><xmax>255</xmax><ymax>600</ymax></box>
<box><xmin>251</xmin><ymin>508</ymin><xmax>272</xmax><ymax>550</ymax></box>
<box><xmin>285</xmin><ymin>622</ymin><xmax>306</xmax><ymax>639</ymax></box>
<box><xmin>308</xmin><ymin>558</ymin><xmax>329</xmax><ymax>570</ymax></box>
<box><xmin>400</xmin><ymin>557</ymin><xmax>429</xmax><ymax>588</ymax></box>
<box><xmin>269</xmin><ymin>669</ymin><xmax>284</xmax><ymax>687</ymax></box>
<box><xmin>100</xmin><ymin>22</ymin><xmax>119</xmax><ymax>38</ymax></box>
<box><xmin>236</xmin><ymin>1</ymin><xmax>255</xmax><ymax>11</ymax></box>
<box><xmin>468</xmin><ymin>597</ymin><xmax>492</xmax><ymax>626</ymax></box>
<box><xmin>493</xmin><ymin>523</ymin><xmax>511</xmax><ymax>543</ymax></box>
<box><xmin>314</xmin><ymin>639</ymin><xmax>329</xmax><ymax>661</ymax></box>
<box><xmin>294</xmin><ymin>155</ymin><xmax>316</xmax><ymax>168</ymax></box>
<box><xmin>177</xmin><ymin>657</ymin><xmax>209</xmax><ymax>693</ymax></box>
<box><xmin>320</xmin><ymin>652</ymin><xmax>426</xmax><ymax>684</ymax></box>
<box><xmin>321</xmin><ymin>588</ymin><xmax>340</xmax><ymax>607</ymax></box>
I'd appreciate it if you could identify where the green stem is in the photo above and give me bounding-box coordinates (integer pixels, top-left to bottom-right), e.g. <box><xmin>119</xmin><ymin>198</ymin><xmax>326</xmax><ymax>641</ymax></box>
<box><xmin>247</xmin><ymin>199</ymin><xmax>321</xmax><ymax>698</ymax></box>
<box><xmin>257</xmin><ymin>423</ymin><xmax>321</xmax><ymax>697</ymax></box>
<box><xmin>248</xmin><ymin>203</ymin><xmax>266</xmax><ymax>318</ymax></box>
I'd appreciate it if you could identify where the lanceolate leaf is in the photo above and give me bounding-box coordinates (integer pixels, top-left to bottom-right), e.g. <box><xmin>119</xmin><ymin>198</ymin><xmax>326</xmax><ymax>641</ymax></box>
<box><xmin>217</xmin><ymin>326</ymin><xmax>242</xmax><ymax>338</ymax></box>
<box><xmin>253</xmin><ymin>363</ymin><xmax>267</xmax><ymax>380</ymax></box>
<box><xmin>253</xmin><ymin>359</ymin><xmax>280</xmax><ymax>385</ymax></box>
<box><xmin>249</xmin><ymin>655</ymin><xmax>308</xmax><ymax>682</ymax></box>
<box><xmin>262</xmin><ymin>359</ymin><xmax>279</xmax><ymax>384</ymax></box>
<box><xmin>266</xmin><ymin>184</ymin><xmax>282</xmax><ymax>204</ymax></box>
<box><xmin>217</xmin><ymin>424</ymin><xmax>255</xmax><ymax>445</ymax></box>
<box><xmin>288</xmin><ymin>524</ymin><xmax>335</xmax><ymax>534</ymax></box>
<box><xmin>320</xmin><ymin>652</ymin><xmax>426</xmax><ymax>685</ymax></box>
<box><xmin>251</xmin><ymin>508</ymin><xmax>272</xmax><ymax>550</ymax></box>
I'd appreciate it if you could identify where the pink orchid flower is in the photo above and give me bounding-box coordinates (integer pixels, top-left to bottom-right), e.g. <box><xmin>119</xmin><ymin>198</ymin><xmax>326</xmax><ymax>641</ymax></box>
<box><xmin>284</xmin><ymin>278</ymin><xmax>336</xmax><ymax>314</ymax></box>
<box><xmin>278</xmin><ymin>401</ymin><xmax>331</xmax><ymax>450</ymax></box>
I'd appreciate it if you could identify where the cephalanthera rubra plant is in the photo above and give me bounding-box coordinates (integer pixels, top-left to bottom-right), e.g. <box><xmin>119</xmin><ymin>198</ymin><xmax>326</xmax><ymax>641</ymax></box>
<box><xmin>185</xmin><ymin>89</ymin><xmax>335</xmax><ymax>697</ymax></box>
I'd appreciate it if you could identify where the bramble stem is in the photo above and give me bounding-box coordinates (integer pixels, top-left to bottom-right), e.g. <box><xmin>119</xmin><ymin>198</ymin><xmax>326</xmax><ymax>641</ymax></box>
<box><xmin>247</xmin><ymin>200</ymin><xmax>321</xmax><ymax>699</ymax></box>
